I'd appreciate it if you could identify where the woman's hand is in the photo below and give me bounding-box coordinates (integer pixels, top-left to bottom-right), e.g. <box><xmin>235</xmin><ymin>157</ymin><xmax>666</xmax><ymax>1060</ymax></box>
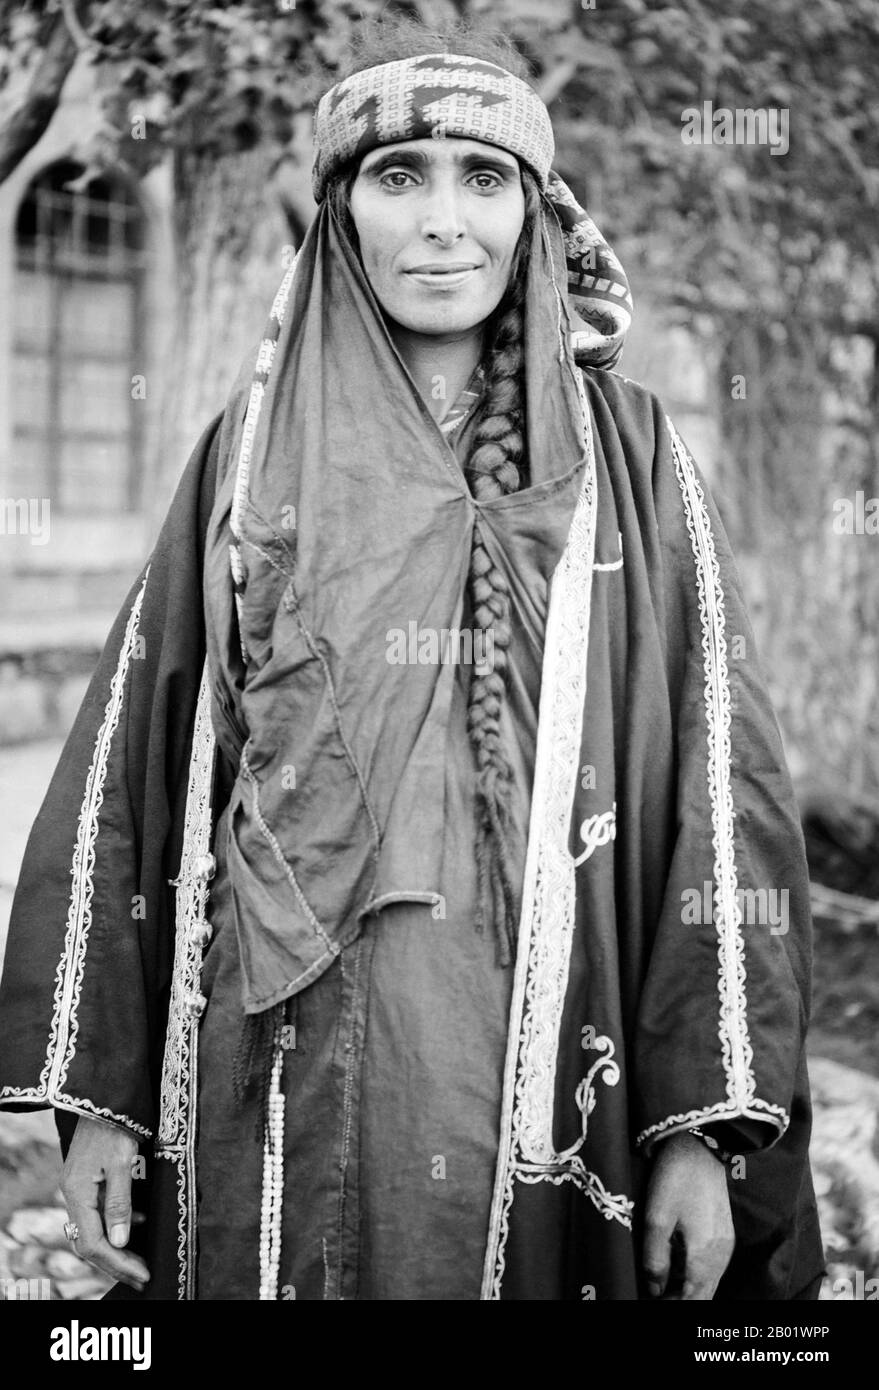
<box><xmin>60</xmin><ymin>1114</ymin><xmax>151</xmax><ymax>1292</ymax></box>
<box><xmin>642</xmin><ymin>1130</ymin><xmax>735</xmax><ymax>1299</ymax></box>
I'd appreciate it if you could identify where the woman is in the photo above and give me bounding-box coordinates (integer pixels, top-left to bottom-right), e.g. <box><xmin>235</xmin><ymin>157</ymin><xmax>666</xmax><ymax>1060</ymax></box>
<box><xmin>0</xmin><ymin>20</ymin><xmax>823</xmax><ymax>1300</ymax></box>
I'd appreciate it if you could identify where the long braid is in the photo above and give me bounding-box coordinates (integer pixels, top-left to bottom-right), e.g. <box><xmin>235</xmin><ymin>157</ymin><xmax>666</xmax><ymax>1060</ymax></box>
<box><xmin>463</xmin><ymin>199</ymin><xmax>534</xmax><ymax>966</ymax></box>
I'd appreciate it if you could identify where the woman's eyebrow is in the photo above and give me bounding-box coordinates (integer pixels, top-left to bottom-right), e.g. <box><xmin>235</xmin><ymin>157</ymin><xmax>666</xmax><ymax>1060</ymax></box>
<box><xmin>361</xmin><ymin>148</ymin><xmax>519</xmax><ymax>178</ymax></box>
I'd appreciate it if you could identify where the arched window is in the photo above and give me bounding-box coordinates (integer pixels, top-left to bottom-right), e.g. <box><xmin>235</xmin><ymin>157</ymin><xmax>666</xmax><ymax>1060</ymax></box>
<box><xmin>13</xmin><ymin>160</ymin><xmax>146</xmax><ymax>513</ymax></box>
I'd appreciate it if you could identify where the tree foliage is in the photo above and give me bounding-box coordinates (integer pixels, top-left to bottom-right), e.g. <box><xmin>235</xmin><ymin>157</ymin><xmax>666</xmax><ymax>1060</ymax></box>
<box><xmin>540</xmin><ymin>0</ymin><xmax>879</xmax><ymax>524</ymax></box>
<box><xmin>3</xmin><ymin>1</ymin><xmax>876</xmax><ymax>400</ymax></box>
<box><xmin>2</xmin><ymin>0</ymin><xmax>878</xmax><ymax>785</ymax></box>
<box><xmin>3</xmin><ymin>0</ymin><xmax>877</xmax><ymax>341</ymax></box>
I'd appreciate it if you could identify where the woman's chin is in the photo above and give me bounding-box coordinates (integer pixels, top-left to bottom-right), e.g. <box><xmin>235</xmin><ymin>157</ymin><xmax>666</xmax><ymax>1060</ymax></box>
<box><xmin>390</xmin><ymin>306</ymin><xmax>490</xmax><ymax>338</ymax></box>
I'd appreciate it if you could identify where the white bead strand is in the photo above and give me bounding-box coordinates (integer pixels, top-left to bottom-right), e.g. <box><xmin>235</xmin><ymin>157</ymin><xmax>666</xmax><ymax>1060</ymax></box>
<box><xmin>258</xmin><ymin>1017</ymin><xmax>286</xmax><ymax>1300</ymax></box>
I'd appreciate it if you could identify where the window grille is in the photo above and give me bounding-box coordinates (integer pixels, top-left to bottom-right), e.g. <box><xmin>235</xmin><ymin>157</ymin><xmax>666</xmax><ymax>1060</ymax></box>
<box><xmin>13</xmin><ymin>160</ymin><xmax>148</xmax><ymax>514</ymax></box>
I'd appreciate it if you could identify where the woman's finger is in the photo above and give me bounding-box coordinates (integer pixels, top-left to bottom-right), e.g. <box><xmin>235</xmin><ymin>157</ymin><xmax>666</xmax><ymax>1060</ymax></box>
<box><xmin>680</xmin><ymin>1246</ymin><xmax>716</xmax><ymax>1300</ymax></box>
<box><xmin>679</xmin><ymin>1223</ymin><xmax>735</xmax><ymax>1300</ymax></box>
<box><xmin>64</xmin><ymin>1185</ymin><xmax>150</xmax><ymax>1290</ymax></box>
<box><xmin>100</xmin><ymin>1159</ymin><xmax>133</xmax><ymax>1249</ymax></box>
<box><xmin>642</xmin><ymin>1210</ymin><xmax>674</xmax><ymax>1298</ymax></box>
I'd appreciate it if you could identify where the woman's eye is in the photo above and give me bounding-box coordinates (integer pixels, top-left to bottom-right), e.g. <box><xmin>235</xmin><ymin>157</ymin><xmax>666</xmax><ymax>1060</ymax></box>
<box><xmin>380</xmin><ymin>170</ymin><xmax>417</xmax><ymax>188</ymax></box>
<box><xmin>379</xmin><ymin>170</ymin><xmax>503</xmax><ymax>190</ymax></box>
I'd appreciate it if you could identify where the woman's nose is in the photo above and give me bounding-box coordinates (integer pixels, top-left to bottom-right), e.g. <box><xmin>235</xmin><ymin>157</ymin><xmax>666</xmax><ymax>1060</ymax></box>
<box><xmin>418</xmin><ymin>183</ymin><xmax>467</xmax><ymax>242</ymax></box>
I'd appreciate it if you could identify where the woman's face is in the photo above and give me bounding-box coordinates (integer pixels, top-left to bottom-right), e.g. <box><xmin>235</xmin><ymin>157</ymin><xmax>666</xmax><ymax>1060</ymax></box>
<box><xmin>349</xmin><ymin>137</ymin><xmax>526</xmax><ymax>339</ymax></box>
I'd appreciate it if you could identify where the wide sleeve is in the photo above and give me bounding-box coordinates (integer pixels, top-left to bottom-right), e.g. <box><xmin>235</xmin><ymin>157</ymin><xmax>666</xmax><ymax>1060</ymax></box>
<box><xmin>0</xmin><ymin>414</ymin><xmax>223</xmax><ymax>1142</ymax></box>
<box><xmin>631</xmin><ymin>402</ymin><xmax>812</xmax><ymax>1159</ymax></box>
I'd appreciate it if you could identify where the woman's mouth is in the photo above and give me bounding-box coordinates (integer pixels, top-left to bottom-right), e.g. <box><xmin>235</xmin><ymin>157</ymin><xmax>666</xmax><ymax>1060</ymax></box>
<box><xmin>405</xmin><ymin>266</ymin><xmax>478</xmax><ymax>288</ymax></box>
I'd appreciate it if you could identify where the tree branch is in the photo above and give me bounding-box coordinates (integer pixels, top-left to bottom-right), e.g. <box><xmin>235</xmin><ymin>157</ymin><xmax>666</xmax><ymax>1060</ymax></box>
<box><xmin>536</xmin><ymin>56</ymin><xmax>579</xmax><ymax>107</ymax></box>
<box><xmin>60</xmin><ymin>0</ymin><xmax>95</xmax><ymax>53</ymax></box>
<box><xmin>0</xmin><ymin>14</ymin><xmax>78</xmax><ymax>185</ymax></box>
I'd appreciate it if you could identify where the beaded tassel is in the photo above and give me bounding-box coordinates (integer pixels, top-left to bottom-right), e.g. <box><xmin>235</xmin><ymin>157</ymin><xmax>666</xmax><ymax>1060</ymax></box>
<box><xmin>258</xmin><ymin>1015</ymin><xmax>286</xmax><ymax>1300</ymax></box>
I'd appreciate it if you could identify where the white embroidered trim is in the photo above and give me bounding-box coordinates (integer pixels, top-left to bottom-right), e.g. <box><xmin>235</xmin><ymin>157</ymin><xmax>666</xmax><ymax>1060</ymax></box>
<box><xmin>229</xmin><ymin>253</ymin><xmax>300</xmax><ymax>571</ymax></box>
<box><xmin>0</xmin><ymin>569</ymin><xmax>152</xmax><ymax>1140</ymax></box>
<box><xmin>227</xmin><ymin>252</ymin><xmax>301</xmax><ymax>668</ymax></box>
<box><xmin>154</xmin><ymin>663</ymin><xmax>217</xmax><ymax>1299</ymax></box>
<box><xmin>481</xmin><ymin>369</ymin><xmax>632</xmax><ymax>1302</ymax></box>
<box><xmin>664</xmin><ymin>419</ymin><xmax>753</xmax><ymax>1112</ymax></box>
<box><xmin>638</xmin><ymin>420</ymin><xmax>789</xmax><ymax>1150</ymax></box>
<box><xmin>573</xmin><ymin>802</ymin><xmax>616</xmax><ymax>868</ymax></box>
<box><xmin>514</xmin><ymin>1034</ymin><xmax>632</xmax><ymax>1225</ymax></box>
<box><xmin>230</xmin><ymin>380</ymin><xmax>266</xmax><ymax>541</ymax></box>
<box><xmin>637</xmin><ymin>1100</ymin><xmax>787</xmax><ymax>1151</ymax></box>
<box><xmin>152</xmin><ymin>1150</ymin><xmax>193</xmax><ymax>1303</ymax></box>
<box><xmin>0</xmin><ymin>1091</ymin><xmax>150</xmax><ymax>1138</ymax></box>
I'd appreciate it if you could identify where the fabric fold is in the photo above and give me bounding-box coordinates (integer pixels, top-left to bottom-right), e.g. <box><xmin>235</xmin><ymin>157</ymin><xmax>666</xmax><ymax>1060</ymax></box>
<box><xmin>204</xmin><ymin>184</ymin><xmax>591</xmax><ymax>1014</ymax></box>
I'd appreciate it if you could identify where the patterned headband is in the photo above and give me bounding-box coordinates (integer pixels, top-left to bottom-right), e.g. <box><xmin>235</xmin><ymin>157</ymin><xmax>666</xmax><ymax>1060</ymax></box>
<box><xmin>312</xmin><ymin>52</ymin><xmax>554</xmax><ymax>202</ymax></box>
<box><xmin>310</xmin><ymin>51</ymin><xmax>633</xmax><ymax>370</ymax></box>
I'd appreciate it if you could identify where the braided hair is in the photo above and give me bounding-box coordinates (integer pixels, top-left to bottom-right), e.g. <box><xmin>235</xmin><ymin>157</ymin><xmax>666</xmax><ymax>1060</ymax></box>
<box><xmin>462</xmin><ymin>184</ymin><xmax>538</xmax><ymax>965</ymax></box>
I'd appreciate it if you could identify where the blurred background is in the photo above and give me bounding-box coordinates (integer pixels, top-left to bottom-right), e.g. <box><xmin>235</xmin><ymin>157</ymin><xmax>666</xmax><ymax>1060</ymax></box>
<box><xmin>0</xmin><ymin>0</ymin><xmax>878</xmax><ymax>1301</ymax></box>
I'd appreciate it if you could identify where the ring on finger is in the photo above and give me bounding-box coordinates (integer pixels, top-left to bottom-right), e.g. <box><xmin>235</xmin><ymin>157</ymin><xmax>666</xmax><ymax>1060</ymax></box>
<box><xmin>63</xmin><ymin>1220</ymin><xmax>80</xmax><ymax>1243</ymax></box>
